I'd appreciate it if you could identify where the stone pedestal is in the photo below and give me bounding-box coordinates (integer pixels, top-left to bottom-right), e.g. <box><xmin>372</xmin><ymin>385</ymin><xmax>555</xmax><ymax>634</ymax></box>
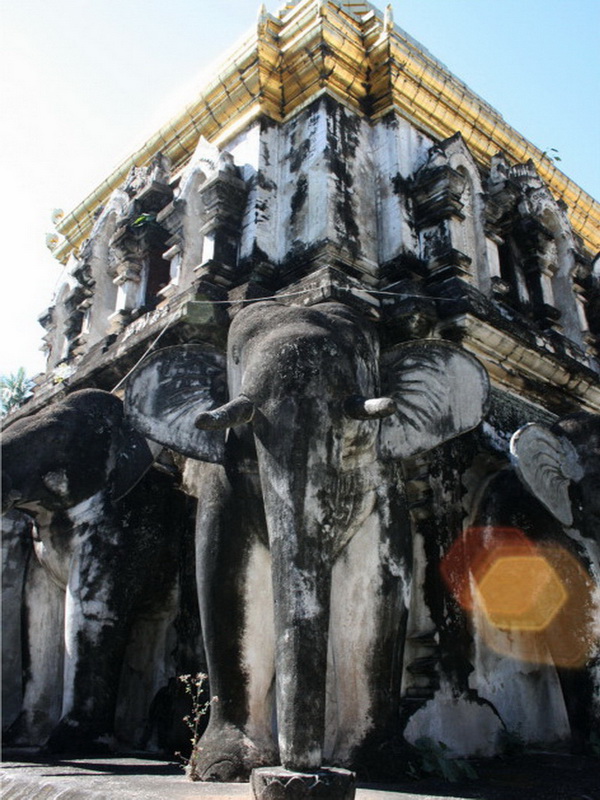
<box><xmin>250</xmin><ymin>767</ymin><xmax>356</xmax><ymax>800</ymax></box>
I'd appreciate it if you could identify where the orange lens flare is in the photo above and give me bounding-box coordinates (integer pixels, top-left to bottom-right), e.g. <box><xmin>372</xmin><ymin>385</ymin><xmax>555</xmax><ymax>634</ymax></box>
<box><xmin>440</xmin><ymin>527</ymin><xmax>597</xmax><ymax>668</ymax></box>
<box><xmin>475</xmin><ymin>554</ymin><xmax>567</xmax><ymax>631</ymax></box>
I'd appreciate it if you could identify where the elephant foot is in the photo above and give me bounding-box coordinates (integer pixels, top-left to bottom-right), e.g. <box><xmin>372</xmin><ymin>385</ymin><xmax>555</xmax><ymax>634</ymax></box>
<box><xmin>188</xmin><ymin>722</ymin><xmax>278</xmax><ymax>782</ymax></box>
<box><xmin>3</xmin><ymin>710</ymin><xmax>52</xmax><ymax>748</ymax></box>
<box><xmin>43</xmin><ymin>716</ymin><xmax>117</xmax><ymax>755</ymax></box>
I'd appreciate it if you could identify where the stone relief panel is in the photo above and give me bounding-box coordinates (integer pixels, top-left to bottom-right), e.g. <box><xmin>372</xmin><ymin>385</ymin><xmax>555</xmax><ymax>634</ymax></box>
<box><xmin>40</xmin><ymin>258</ymin><xmax>83</xmax><ymax>371</ymax></box>
<box><xmin>76</xmin><ymin>189</ymin><xmax>129</xmax><ymax>348</ymax></box>
<box><xmin>412</xmin><ymin>133</ymin><xmax>489</xmax><ymax>291</ymax></box>
<box><xmin>159</xmin><ymin>136</ymin><xmax>248</xmax><ymax>297</ymax></box>
<box><xmin>485</xmin><ymin>155</ymin><xmax>592</xmax><ymax>353</ymax></box>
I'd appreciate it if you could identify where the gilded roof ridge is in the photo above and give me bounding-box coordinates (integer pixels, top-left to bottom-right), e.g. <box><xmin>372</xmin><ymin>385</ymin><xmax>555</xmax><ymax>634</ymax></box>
<box><xmin>52</xmin><ymin>0</ymin><xmax>599</xmax><ymax>262</ymax></box>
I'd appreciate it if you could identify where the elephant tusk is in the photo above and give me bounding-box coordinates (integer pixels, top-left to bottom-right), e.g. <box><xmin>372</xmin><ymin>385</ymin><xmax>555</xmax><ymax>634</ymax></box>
<box><xmin>195</xmin><ymin>395</ymin><xmax>255</xmax><ymax>430</ymax></box>
<box><xmin>344</xmin><ymin>395</ymin><xmax>397</xmax><ymax>420</ymax></box>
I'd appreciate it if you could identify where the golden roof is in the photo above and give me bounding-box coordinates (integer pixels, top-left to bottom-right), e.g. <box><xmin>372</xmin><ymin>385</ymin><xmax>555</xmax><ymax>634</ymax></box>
<box><xmin>54</xmin><ymin>0</ymin><xmax>600</xmax><ymax>262</ymax></box>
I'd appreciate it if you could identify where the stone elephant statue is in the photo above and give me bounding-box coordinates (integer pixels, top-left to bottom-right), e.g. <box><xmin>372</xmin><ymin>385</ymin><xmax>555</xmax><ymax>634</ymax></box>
<box><xmin>510</xmin><ymin>413</ymin><xmax>600</xmax><ymax>751</ymax></box>
<box><xmin>1</xmin><ymin>388</ymin><xmax>189</xmax><ymax>753</ymax></box>
<box><xmin>465</xmin><ymin>412</ymin><xmax>599</xmax><ymax>753</ymax></box>
<box><xmin>2</xmin><ymin>511</ymin><xmax>34</xmax><ymax>732</ymax></box>
<box><xmin>125</xmin><ymin>300</ymin><xmax>490</xmax><ymax>779</ymax></box>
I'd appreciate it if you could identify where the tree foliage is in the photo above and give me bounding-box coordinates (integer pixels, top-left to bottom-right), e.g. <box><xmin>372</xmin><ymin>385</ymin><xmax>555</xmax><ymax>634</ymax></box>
<box><xmin>1</xmin><ymin>368</ymin><xmax>34</xmax><ymax>416</ymax></box>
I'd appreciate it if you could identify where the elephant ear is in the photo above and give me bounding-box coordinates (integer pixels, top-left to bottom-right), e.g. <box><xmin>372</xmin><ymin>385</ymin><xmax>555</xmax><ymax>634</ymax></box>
<box><xmin>124</xmin><ymin>344</ymin><xmax>227</xmax><ymax>462</ymax></box>
<box><xmin>379</xmin><ymin>340</ymin><xmax>490</xmax><ymax>460</ymax></box>
<box><xmin>510</xmin><ymin>423</ymin><xmax>584</xmax><ymax>526</ymax></box>
<box><xmin>111</xmin><ymin>421</ymin><xmax>155</xmax><ymax>501</ymax></box>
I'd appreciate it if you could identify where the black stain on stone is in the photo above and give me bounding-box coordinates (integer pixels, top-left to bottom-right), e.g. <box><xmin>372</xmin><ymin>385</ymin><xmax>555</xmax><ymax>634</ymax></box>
<box><xmin>391</xmin><ymin>173</ymin><xmax>412</xmax><ymax>196</ymax></box>
<box><xmin>289</xmin><ymin>139</ymin><xmax>312</xmax><ymax>173</ymax></box>
<box><xmin>290</xmin><ymin>174</ymin><xmax>308</xmax><ymax>226</ymax></box>
<box><xmin>324</xmin><ymin>99</ymin><xmax>361</xmax><ymax>259</ymax></box>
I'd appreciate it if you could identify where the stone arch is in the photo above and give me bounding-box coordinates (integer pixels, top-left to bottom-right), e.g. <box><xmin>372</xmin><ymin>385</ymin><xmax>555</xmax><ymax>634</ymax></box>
<box><xmin>538</xmin><ymin>205</ymin><xmax>587</xmax><ymax>348</ymax></box>
<box><xmin>161</xmin><ymin>160</ymin><xmax>209</xmax><ymax>294</ymax></box>
<box><xmin>42</xmin><ymin>271</ymin><xmax>76</xmax><ymax>370</ymax></box>
<box><xmin>412</xmin><ymin>134</ymin><xmax>490</xmax><ymax>289</ymax></box>
<box><xmin>485</xmin><ymin>158</ymin><xmax>589</xmax><ymax>348</ymax></box>
<box><xmin>587</xmin><ymin>254</ymin><xmax>600</xmax><ymax>359</ymax></box>
<box><xmin>450</xmin><ymin>157</ymin><xmax>489</xmax><ymax>292</ymax></box>
<box><xmin>82</xmin><ymin>190</ymin><xmax>129</xmax><ymax>347</ymax></box>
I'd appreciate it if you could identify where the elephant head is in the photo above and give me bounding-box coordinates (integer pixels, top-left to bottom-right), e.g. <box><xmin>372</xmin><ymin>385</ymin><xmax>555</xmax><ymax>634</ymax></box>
<box><xmin>127</xmin><ymin>301</ymin><xmax>489</xmax><ymax>467</ymax></box>
<box><xmin>125</xmin><ymin>300</ymin><xmax>489</xmax><ymax>775</ymax></box>
<box><xmin>503</xmin><ymin>413</ymin><xmax>600</xmax><ymax>752</ymax></box>
<box><xmin>1</xmin><ymin>389</ymin><xmax>158</xmax><ymax>752</ymax></box>
<box><xmin>2</xmin><ymin>388</ymin><xmax>154</xmax><ymax>514</ymax></box>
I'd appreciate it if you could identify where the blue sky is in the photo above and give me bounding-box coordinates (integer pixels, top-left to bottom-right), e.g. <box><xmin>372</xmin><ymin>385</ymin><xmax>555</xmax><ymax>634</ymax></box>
<box><xmin>1</xmin><ymin>0</ymin><xmax>598</xmax><ymax>377</ymax></box>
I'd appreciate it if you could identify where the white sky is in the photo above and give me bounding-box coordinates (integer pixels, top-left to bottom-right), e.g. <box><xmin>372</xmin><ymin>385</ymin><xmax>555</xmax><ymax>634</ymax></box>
<box><xmin>1</xmin><ymin>0</ymin><xmax>598</xmax><ymax>378</ymax></box>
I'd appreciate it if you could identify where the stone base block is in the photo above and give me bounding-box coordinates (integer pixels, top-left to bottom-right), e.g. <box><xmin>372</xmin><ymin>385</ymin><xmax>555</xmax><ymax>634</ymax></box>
<box><xmin>250</xmin><ymin>767</ymin><xmax>355</xmax><ymax>800</ymax></box>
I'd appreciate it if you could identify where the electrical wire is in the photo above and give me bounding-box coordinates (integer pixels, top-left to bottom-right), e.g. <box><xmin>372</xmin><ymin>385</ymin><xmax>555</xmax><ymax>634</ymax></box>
<box><xmin>110</xmin><ymin>283</ymin><xmax>456</xmax><ymax>393</ymax></box>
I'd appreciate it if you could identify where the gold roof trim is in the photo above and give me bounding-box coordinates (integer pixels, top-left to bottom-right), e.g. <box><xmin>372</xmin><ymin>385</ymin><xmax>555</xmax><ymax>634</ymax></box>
<box><xmin>55</xmin><ymin>0</ymin><xmax>599</xmax><ymax>262</ymax></box>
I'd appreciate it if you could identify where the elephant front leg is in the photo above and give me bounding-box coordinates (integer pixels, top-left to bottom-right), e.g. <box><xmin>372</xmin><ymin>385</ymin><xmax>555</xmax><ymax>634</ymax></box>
<box><xmin>4</xmin><ymin>555</ymin><xmax>64</xmax><ymax>746</ymax></box>
<box><xmin>325</xmin><ymin>491</ymin><xmax>410</xmax><ymax>768</ymax></box>
<box><xmin>270</xmin><ymin>533</ymin><xmax>332</xmax><ymax>772</ymax></box>
<box><xmin>45</xmin><ymin>529</ymin><xmax>131</xmax><ymax>753</ymax></box>
<box><xmin>191</xmin><ymin>461</ymin><xmax>277</xmax><ymax>781</ymax></box>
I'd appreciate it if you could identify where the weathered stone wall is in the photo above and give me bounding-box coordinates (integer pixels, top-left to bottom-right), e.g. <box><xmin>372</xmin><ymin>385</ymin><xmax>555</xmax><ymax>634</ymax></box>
<box><xmin>38</xmin><ymin>97</ymin><xmax>596</xmax><ymax>392</ymax></box>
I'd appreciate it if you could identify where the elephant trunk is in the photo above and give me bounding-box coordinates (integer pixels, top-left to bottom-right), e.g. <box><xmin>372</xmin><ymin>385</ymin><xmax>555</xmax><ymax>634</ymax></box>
<box><xmin>195</xmin><ymin>395</ymin><xmax>254</xmax><ymax>430</ymax></box>
<box><xmin>344</xmin><ymin>395</ymin><xmax>396</xmax><ymax>420</ymax></box>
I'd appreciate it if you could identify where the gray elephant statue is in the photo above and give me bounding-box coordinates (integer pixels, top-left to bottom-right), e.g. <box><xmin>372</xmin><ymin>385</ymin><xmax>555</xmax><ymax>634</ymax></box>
<box><xmin>125</xmin><ymin>300</ymin><xmax>490</xmax><ymax>779</ymax></box>
<box><xmin>466</xmin><ymin>412</ymin><xmax>600</xmax><ymax>753</ymax></box>
<box><xmin>2</xmin><ymin>511</ymin><xmax>34</xmax><ymax>732</ymax></box>
<box><xmin>1</xmin><ymin>388</ymin><xmax>189</xmax><ymax>753</ymax></box>
<box><xmin>510</xmin><ymin>412</ymin><xmax>600</xmax><ymax>751</ymax></box>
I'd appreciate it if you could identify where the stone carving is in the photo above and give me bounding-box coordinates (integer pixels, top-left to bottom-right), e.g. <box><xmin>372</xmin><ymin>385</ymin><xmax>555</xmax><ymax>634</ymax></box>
<box><xmin>123</xmin><ymin>154</ymin><xmax>172</xmax><ymax>201</ymax></box>
<box><xmin>1</xmin><ymin>512</ymin><xmax>34</xmax><ymax>733</ymax></box>
<box><xmin>251</xmin><ymin>766</ymin><xmax>355</xmax><ymax>800</ymax></box>
<box><xmin>125</xmin><ymin>299</ymin><xmax>490</xmax><ymax>779</ymax></box>
<box><xmin>74</xmin><ymin>189</ymin><xmax>129</xmax><ymax>349</ymax></box>
<box><xmin>157</xmin><ymin>137</ymin><xmax>247</xmax><ymax>296</ymax></box>
<box><xmin>511</xmin><ymin>422</ymin><xmax>585</xmax><ymax>527</ymax></box>
<box><xmin>1</xmin><ymin>389</ymin><xmax>189</xmax><ymax>752</ymax></box>
<box><xmin>484</xmin><ymin>155</ymin><xmax>589</xmax><ymax>348</ymax></box>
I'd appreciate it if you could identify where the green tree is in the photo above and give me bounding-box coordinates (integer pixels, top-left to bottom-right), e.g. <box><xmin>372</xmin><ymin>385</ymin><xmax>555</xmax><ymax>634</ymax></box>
<box><xmin>1</xmin><ymin>368</ymin><xmax>34</xmax><ymax>416</ymax></box>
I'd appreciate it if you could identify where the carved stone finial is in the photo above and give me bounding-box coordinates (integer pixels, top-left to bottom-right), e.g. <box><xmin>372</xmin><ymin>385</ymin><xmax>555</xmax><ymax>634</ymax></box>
<box><xmin>187</xmin><ymin>135</ymin><xmax>223</xmax><ymax>180</ymax></box>
<box><xmin>45</xmin><ymin>233</ymin><xmax>59</xmax><ymax>251</ymax></box>
<box><xmin>384</xmin><ymin>3</ymin><xmax>394</xmax><ymax>32</ymax></box>
<box><xmin>258</xmin><ymin>3</ymin><xmax>268</xmax><ymax>33</ymax></box>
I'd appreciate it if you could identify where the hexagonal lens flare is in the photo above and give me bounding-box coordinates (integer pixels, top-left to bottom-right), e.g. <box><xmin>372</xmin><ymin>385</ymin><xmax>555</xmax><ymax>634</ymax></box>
<box><xmin>475</xmin><ymin>554</ymin><xmax>567</xmax><ymax>631</ymax></box>
<box><xmin>440</xmin><ymin>527</ymin><xmax>597</xmax><ymax>668</ymax></box>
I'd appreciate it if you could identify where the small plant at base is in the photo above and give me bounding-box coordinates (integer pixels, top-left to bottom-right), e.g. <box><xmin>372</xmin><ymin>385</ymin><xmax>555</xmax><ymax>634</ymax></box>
<box><xmin>407</xmin><ymin>737</ymin><xmax>478</xmax><ymax>782</ymax></box>
<box><xmin>175</xmin><ymin>673</ymin><xmax>213</xmax><ymax>777</ymax></box>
